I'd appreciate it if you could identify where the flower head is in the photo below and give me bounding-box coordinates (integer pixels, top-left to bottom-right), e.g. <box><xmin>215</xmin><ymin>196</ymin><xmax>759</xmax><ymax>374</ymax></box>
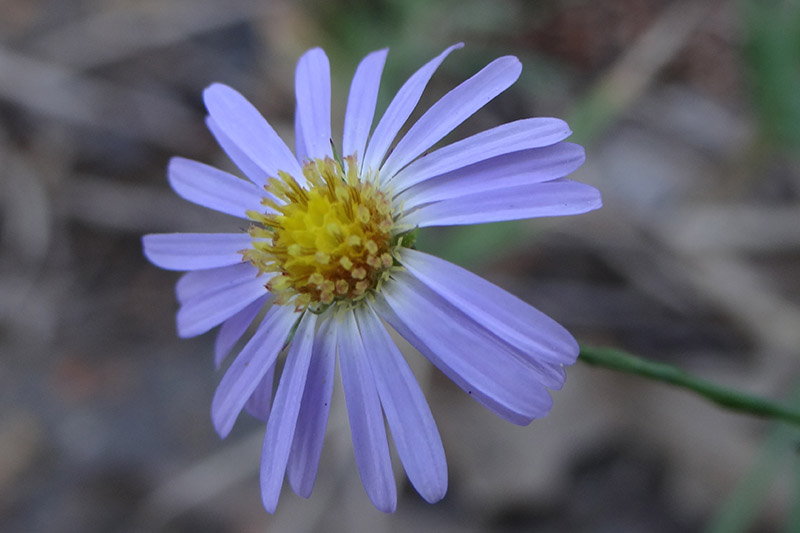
<box><xmin>143</xmin><ymin>44</ymin><xmax>601</xmax><ymax>513</ymax></box>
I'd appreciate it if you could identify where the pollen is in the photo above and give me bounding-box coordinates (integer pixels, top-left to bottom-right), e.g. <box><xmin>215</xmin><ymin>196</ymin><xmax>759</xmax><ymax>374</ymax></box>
<box><xmin>243</xmin><ymin>156</ymin><xmax>396</xmax><ymax>311</ymax></box>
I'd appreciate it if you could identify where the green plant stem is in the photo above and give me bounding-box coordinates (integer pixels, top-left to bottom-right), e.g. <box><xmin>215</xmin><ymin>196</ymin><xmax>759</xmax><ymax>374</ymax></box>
<box><xmin>579</xmin><ymin>345</ymin><xmax>800</xmax><ymax>427</ymax></box>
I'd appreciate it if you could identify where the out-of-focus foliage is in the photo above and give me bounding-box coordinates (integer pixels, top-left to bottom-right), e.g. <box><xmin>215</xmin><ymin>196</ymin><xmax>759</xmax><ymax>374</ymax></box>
<box><xmin>741</xmin><ymin>0</ymin><xmax>800</xmax><ymax>150</ymax></box>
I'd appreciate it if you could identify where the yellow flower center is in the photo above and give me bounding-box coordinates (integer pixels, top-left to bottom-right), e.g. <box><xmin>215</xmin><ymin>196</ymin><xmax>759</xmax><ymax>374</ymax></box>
<box><xmin>244</xmin><ymin>156</ymin><xmax>395</xmax><ymax>312</ymax></box>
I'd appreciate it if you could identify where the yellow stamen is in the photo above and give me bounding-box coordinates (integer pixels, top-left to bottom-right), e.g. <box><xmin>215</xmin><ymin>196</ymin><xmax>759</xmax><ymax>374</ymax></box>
<box><xmin>245</xmin><ymin>156</ymin><xmax>397</xmax><ymax>311</ymax></box>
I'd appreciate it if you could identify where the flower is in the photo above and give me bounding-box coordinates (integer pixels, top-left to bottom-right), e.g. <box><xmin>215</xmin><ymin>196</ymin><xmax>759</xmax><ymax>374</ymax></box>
<box><xmin>142</xmin><ymin>44</ymin><xmax>601</xmax><ymax>513</ymax></box>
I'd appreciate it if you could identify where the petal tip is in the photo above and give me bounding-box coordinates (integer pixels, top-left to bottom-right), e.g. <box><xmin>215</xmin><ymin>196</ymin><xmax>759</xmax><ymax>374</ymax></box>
<box><xmin>419</xmin><ymin>474</ymin><xmax>448</xmax><ymax>504</ymax></box>
<box><xmin>165</xmin><ymin>157</ymin><xmax>187</xmax><ymax>186</ymax></box>
<box><xmin>366</xmin><ymin>47</ymin><xmax>390</xmax><ymax>62</ymax></box>
<box><xmin>175</xmin><ymin>309</ymin><xmax>203</xmax><ymax>339</ymax></box>
<box><xmin>140</xmin><ymin>234</ymin><xmax>162</xmax><ymax>266</ymax></box>
<box><xmin>167</xmin><ymin>155</ymin><xmax>191</xmax><ymax>173</ymax></box>
<box><xmin>260</xmin><ymin>482</ymin><xmax>280</xmax><ymax>514</ymax></box>
<box><xmin>202</xmin><ymin>83</ymin><xmax>237</xmax><ymax>111</ymax></box>
<box><xmin>304</xmin><ymin>46</ymin><xmax>326</xmax><ymax>55</ymax></box>
<box><xmin>374</xmin><ymin>498</ymin><xmax>397</xmax><ymax>514</ymax></box>
<box><xmin>423</xmin><ymin>489</ymin><xmax>447</xmax><ymax>504</ymax></box>
<box><xmin>202</xmin><ymin>82</ymin><xmax>225</xmax><ymax>99</ymax></box>
<box><xmin>288</xmin><ymin>476</ymin><xmax>314</xmax><ymax>499</ymax></box>
<box><xmin>298</xmin><ymin>47</ymin><xmax>330</xmax><ymax>67</ymax></box>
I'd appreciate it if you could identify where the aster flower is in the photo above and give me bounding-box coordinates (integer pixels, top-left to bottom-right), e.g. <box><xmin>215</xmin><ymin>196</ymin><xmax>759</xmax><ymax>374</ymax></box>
<box><xmin>142</xmin><ymin>44</ymin><xmax>601</xmax><ymax>513</ymax></box>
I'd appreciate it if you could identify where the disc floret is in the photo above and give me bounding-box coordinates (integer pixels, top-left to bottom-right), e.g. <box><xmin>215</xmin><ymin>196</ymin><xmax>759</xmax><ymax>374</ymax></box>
<box><xmin>244</xmin><ymin>156</ymin><xmax>396</xmax><ymax>311</ymax></box>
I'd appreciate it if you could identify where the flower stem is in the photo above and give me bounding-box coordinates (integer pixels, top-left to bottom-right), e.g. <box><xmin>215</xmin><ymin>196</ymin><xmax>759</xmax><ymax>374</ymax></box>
<box><xmin>579</xmin><ymin>345</ymin><xmax>800</xmax><ymax>427</ymax></box>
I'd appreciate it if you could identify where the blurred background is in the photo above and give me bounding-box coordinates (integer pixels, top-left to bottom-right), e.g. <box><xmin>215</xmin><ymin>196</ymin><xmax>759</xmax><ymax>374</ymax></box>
<box><xmin>2</xmin><ymin>0</ymin><xmax>799</xmax><ymax>531</ymax></box>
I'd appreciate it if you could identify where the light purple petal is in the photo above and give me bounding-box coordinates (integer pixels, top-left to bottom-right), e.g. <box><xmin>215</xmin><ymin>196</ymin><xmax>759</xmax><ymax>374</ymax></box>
<box><xmin>211</xmin><ymin>305</ymin><xmax>298</xmax><ymax>438</ymax></box>
<box><xmin>285</xmin><ymin>313</ymin><xmax>336</xmax><ymax>498</ymax></box>
<box><xmin>142</xmin><ymin>233</ymin><xmax>252</xmax><ymax>271</ymax></box>
<box><xmin>338</xmin><ymin>309</ymin><xmax>397</xmax><ymax>513</ymax></box>
<box><xmin>388</xmin><ymin>118</ymin><xmax>571</xmax><ymax>194</ymax></box>
<box><xmin>355</xmin><ymin>305</ymin><xmax>447</xmax><ymax>503</ymax></box>
<box><xmin>206</xmin><ymin>116</ymin><xmax>270</xmax><ymax>187</ymax></box>
<box><xmin>294</xmin><ymin>48</ymin><xmax>332</xmax><ymax>161</ymax></box>
<box><xmin>400</xmin><ymin>143</ymin><xmax>586</xmax><ymax>209</ymax></box>
<box><xmin>343</xmin><ymin>48</ymin><xmax>388</xmax><ymax>167</ymax></box>
<box><xmin>203</xmin><ymin>83</ymin><xmax>302</xmax><ymax>179</ymax></box>
<box><xmin>214</xmin><ymin>295</ymin><xmax>269</xmax><ymax>368</ymax></box>
<box><xmin>400</xmin><ymin>248</ymin><xmax>578</xmax><ymax>369</ymax></box>
<box><xmin>176</xmin><ymin>269</ymin><xmax>266</xmax><ymax>338</ymax></box>
<box><xmin>245</xmin><ymin>363</ymin><xmax>275</xmax><ymax>422</ymax></box>
<box><xmin>168</xmin><ymin>156</ymin><xmax>265</xmax><ymax>218</ymax></box>
<box><xmin>176</xmin><ymin>263</ymin><xmax>259</xmax><ymax>304</ymax></box>
<box><xmin>379</xmin><ymin>55</ymin><xmax>522</xmax><ymax>182</ymax></box>
<box><xmin>400</xmin><ymin>178</ymin><xmax>602</xmax><ymax>228</ymax></box>
<box><xmin>294</xmin><ymin>103</ymin><xmax>307</xmax><ymax>167</ymax></box>
<box><xmin>362</xmin><ymin>44</ymin><xmax>463</xmax><ymax>174</ymax></box>
<box><xmin>373</xmin><ymin>273</ymin><xmax>554</xmax><ymax>425</ymax></box>
<box><xmin>261</xmin><ymin>311</ymin><xmax>318</xmax><ymax>513</ymax></box>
